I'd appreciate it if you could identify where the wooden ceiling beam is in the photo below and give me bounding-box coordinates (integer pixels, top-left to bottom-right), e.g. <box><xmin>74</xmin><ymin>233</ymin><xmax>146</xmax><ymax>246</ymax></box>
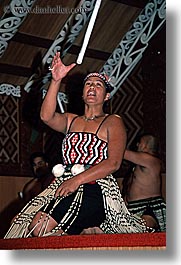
<box><xmin>0</xmin><ymin>63</ymin><xmax>32</xmax><ymax>77</ymax></box>
<box><xmin>11</xmin><ymin>32</ymin><xmax>111</xmax><ymax>61</ymax></box>
<box><xmin>0</xmin><ymin>44</ymin><xmax>110</xmax><ymax>78</ymax></box>
<box><xmin>11</xmin><ymin>32</ymin><xmax>53</xmax><ymax>48</ymax></box>
<box><xmin>69</xmin><ymin>45</ymin><xmax>111</xmax><ymax>61</ymax></box>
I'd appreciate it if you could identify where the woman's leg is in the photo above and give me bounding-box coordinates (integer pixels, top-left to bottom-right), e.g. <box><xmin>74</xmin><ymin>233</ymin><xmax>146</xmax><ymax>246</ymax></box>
<box><xmin>28</xmin><ymin>211</ymin><xmax>63</xmax><ymax>236</ymax></box>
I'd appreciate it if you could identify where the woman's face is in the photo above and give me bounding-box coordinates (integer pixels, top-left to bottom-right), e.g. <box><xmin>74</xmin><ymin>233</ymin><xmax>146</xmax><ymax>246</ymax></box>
<box><xmin>83</xmin><ymin>76</ymin><xmax>109</xmax><ymax>104</ymax></box>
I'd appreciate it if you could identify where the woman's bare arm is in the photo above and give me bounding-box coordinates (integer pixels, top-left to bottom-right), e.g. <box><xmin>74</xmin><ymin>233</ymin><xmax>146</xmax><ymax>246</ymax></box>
<box><xmin>40</xmin><ymin>52</ymin><xmax>76</xmax><ymax>133</ymax></box>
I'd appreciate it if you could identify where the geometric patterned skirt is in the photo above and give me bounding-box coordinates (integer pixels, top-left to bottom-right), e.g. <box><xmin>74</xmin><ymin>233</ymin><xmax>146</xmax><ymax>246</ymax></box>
<box><xmin>4</xmin><ymin>170</ymin><xmax>149</xmax><ymax>238</ymax></box>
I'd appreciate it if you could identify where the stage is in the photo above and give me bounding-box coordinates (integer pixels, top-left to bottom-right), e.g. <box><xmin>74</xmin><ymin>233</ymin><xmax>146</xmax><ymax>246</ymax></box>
<box><xmin>0</xmin><ymin>232</ymin><xmax>166</xmax><ymax>250</ymax></box>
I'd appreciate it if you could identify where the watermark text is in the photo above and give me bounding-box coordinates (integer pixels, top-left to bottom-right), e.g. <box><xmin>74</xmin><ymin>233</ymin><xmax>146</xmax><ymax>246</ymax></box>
<box><xmin>4</xmin><ymin>5</ymin><xmax>88</xmax><ymax>15</ymax></box>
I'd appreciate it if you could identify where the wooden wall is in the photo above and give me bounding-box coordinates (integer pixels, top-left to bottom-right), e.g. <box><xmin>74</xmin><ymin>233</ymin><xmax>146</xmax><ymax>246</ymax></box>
<box><xmin>0</xmin><ymin>175</ymin><xmax>32</xmax><ymax>238</ymax></box>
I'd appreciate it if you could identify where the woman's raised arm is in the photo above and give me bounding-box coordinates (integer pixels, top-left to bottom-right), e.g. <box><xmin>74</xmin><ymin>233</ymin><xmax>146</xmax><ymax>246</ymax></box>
<box><xmin>40</xmin><ymin>52</ymin><xmax>76</xmax><ymax>133</ymax></box>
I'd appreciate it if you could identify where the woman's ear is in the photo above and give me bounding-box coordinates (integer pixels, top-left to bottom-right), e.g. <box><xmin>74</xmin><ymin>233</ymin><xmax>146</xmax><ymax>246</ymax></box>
<box><xmin>104</xmin><ymin>93</ymin><xmax>110</xmax><ymax>101</ymax></box>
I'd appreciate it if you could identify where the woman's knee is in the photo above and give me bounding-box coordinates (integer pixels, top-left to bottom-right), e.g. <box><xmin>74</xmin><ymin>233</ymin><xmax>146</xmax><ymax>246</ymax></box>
<box><xmin>29</xmin><ymin>211</ymin><xmax>58</xmax><ymax>237</ymax></box>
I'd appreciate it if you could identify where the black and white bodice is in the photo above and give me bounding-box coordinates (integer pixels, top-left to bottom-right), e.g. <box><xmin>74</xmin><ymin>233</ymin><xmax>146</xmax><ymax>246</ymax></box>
<box><xmin>62</xmin><ymin>132</ymin><xmax>108</xmax><ymax>165</ymax></box>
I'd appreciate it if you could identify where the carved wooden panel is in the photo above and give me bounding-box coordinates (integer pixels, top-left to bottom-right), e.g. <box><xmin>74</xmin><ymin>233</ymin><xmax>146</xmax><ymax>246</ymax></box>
<box><xmin>111</xmin><ymin>63</ymin><xmax>143</xmax><ymax>147</ymax></box>
<box><xmin>0</xmin><ymin>95</ymin><xmax>19</xmax><ymax>164</ymax></box>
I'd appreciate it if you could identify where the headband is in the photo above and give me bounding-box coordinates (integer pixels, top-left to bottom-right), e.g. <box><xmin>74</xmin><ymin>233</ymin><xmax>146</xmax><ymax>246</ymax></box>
<box><xmin>84</xmin><ymin>72</ymin><xmax>114</xmax><ymax>92</ymax></box>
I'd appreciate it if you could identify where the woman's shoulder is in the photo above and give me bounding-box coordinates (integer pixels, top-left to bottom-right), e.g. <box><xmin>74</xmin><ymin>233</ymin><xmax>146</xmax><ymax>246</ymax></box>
<box><xmin>66</xmin><ymin>113</ymin><xmax>79</xmax><ymax>133</ymax></box>
<box><xmin>66</xmin><ymin>112</ymin><xmax>79</xmax><ymax>120</ymax></box>
<box><xmin>105</xmin><ymin>114</ymin><xmax>126</xmax><ymax>133</ymax></box>
<box><xmin>106</xmin><ymin>113</ymin><xmax>124</xmax><ymax>123</ymax></box>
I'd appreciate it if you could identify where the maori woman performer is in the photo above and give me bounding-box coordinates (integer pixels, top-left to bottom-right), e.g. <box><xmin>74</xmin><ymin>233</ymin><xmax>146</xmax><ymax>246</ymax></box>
<box><xmin>5</xmin><ymin>52</ymin><xmax>149</xmax><ymax>238</ymax></box>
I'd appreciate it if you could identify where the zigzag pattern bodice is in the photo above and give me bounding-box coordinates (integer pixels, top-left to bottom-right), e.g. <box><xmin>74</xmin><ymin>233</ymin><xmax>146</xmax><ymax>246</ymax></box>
<box><xmin>62</xmin><ymin>132</ymin><xmax>108</xmax><ymax>165</ymax></box>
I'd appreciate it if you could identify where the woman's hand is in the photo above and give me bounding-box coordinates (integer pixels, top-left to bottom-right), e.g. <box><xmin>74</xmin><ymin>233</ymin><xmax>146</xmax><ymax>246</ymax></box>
<box><xmin>50</xmin><ymin>52</ymin><xmax>76</xmax><ymax>82</ymax></box>
<box><xmin>55</xmin><ymin>177</ymin><xmax>80</xmax><ymax>198</ymax></box>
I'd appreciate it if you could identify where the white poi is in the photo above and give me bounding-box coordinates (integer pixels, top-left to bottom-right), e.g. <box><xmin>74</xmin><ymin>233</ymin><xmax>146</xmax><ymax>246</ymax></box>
<box><xmin>76</xmin><ymin>0</ymin><xmax>102</xmax><ymax>65</ymax></box>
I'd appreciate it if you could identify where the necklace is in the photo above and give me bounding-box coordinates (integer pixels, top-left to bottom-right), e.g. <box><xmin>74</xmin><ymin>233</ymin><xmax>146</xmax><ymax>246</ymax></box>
<box><xmin>83</xmin><ymin>114</ymin><xmax>105</xmax><ymax>122</ymax></box>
